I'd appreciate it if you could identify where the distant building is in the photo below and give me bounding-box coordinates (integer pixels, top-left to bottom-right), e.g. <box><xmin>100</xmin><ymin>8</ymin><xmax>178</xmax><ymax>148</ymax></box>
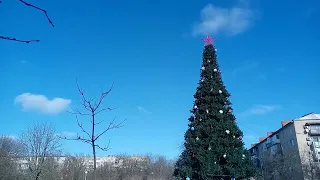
<box><xmin>249</xmin><ymin>113</ymin><xmax>320</xmax><ymax>180</ymax></box>
<box><xmin>16</xmin><ymin>155</ymin><xmax>149</xmax><ymax>171</ymax></box>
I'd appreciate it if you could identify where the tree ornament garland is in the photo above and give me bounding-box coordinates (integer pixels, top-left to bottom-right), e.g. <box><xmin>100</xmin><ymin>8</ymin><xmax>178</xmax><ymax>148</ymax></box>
<box><xmin>219</xmin><ymin>110</ymin><xmax>223</xmax><ymax>114</ymax></box>
<box><xmin>218</xmin><ymin>90</ymin><xmax>222</xmax><ymax>94</ymax></box>
<box><xmin>213</xmin><ymin>68</ymin><xmax>217</xmax><ymax>72</ymax></box>
<box><xmin>223</xmin><ymin>154</ymin><xmax>227</xmax><ymax>158</ymax></box>
<box><xmin>225</xmin><ymin>130</ymin><xmax>230</xmax><ymax>134</ymax></box>
<box><xmin>196</xmin><ymin>137</ymin><xmax>199</xmax><ymax>141</ymax></box>
<box><xmin>201</xmin><ymin>66</ymin><xmax>205</xmax><ymax>70</ymax></box>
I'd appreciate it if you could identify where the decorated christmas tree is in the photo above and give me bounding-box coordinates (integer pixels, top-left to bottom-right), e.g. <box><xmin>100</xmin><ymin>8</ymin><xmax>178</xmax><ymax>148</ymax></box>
<box><xmin>173</xmin><ymin>35</ymin><xmax>255</xmax><ymax>180</ymax></box>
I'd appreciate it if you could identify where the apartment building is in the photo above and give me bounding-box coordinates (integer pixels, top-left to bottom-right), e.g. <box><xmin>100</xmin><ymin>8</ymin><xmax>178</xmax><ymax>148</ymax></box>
<box><xmin>249</xmin><ymin>113</ymin><xmax>320</xmax><ymax>180</ymax></box>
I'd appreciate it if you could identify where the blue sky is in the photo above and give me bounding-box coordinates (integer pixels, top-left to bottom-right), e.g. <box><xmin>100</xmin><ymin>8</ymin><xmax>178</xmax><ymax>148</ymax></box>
<box><xmin>0</xmin><ymin>0</ymin><xmax>319</xmax><ymax>159</ymax></box>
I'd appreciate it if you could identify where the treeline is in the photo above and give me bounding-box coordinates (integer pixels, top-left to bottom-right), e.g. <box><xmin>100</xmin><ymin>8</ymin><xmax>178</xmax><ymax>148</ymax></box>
<box><xmin>0</xmin><ymin>122</ymin><xmax>175</xmax><ymax>180</ymax></box>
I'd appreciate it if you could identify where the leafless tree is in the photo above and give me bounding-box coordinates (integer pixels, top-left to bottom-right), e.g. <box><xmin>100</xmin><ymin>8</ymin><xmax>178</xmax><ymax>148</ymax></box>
<box><xmin>62</xmin><ymin>81</ymin><xmax>125</xmax><ymax>180</ymax></box>
<box><xmin>0</xmin><ymin>136</ymin><xmax>24</xmax><ymax>179</ymax></box>
<box><xmin>85</xmin><ymin>154</ymin><xmax>175</xmax><ymax>180</ymax></box>
<box><xmin>60</xmin><ymin>155</ymin><xmax>86</xmax><ymax>180</ymax></box>
<box><xmin>146</xmin><ymin>155</ymin><xmax>175</xmax><ymax>180</ymax></box>
<box><xmin>20</xmin><ymin>122</ymin><xmax>61</xmax><ymax>180</ymax></box>
<box><xmin>300</xmin><ymin>150</ymin><xmax>320</xmax><ymax>180</ymax></box>
<box><xmin>0</xmin><ymin>0</ymin><xmax>54</xmax><ymax>43</ymax></box>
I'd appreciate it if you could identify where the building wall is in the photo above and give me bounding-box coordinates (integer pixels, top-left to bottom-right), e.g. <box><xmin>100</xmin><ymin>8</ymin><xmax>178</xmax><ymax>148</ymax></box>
<box><xmin>278</xmin><ymin>122</ymin><xmax>304</xmax><ymax>180</ymax></box>
<box><xmin>249</xmin><ymin>114</ymin><xmax>320</xmax><ymax>180</ymax></box>
<box><xmin>294</xmin><ymin>119</ymin><xmax>320</xmax><ymax>180</ymax></box>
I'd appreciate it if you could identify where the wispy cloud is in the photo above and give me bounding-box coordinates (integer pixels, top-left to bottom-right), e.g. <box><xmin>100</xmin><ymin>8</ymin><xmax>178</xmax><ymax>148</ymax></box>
<box><xmin>230</xmin><ymin>61</ymin><xmax>259</xmax><ymax>76</ymax></box>
<box><xmin>137</xmin><ymin>106</ymin><xmax>152</xmax><ymax>114</ymax></box>
<box><xmin>15</xmin><ymin>93</ymin><xmax>71</xmax><ymax>115</ymax></box>
<box><xmin>192</xmin><ymin>1</ymin><xmax>255</xmax><ymax>36</ymax></box>
<box><xmin>20</xmin><ymin>60</ymin><xmax>28</xmax><ymax>64</ymax></box>
<box><xmin>239</xmin><ymin>105</ymin><xmax>280</xmax><ymax>117</ymax></box>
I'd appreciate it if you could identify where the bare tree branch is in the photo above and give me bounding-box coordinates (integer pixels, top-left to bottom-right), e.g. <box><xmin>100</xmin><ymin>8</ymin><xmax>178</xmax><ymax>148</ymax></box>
<box><xmin>0</xmin><ymin>36</ymin><xmax>39</xmax><ymax>43</ymax></box>
<box><xmin>64</xmin><ymin>80</ymin><xmax>124</xmax><ymax>180</ymax></box>
<box><xmin>61</xmin><ymin>135</ymin><xmax>92</xmax><ymax>146</ymax></box>
<box><xmin>94</xmin><ymin>107</ymin><xmax>115</xmax><ymax>115</ymax></box>
<box><xmin>68</xmin><ymin>108</ymin><xmax>91</xmax><ymax>116</ymax></box>
<box><xmin>94</xmin><ymin>82</ymin><xmax>114</xmax><ymax>111</ymax></box>
<box><xmin>18</xmin><ymin>0</ymin><xmax>54</xmax><ymax>27</ymax></box>
<box><xmin>95</xmin><ymin>117</ymin><xmax>126</xmax><ymax>141</ymax></box>
<box><xmin>0</xmin><ymin>0</ymin><xmax>54</xmax><ymax>43</ymax></box>
<box><xmin>94</xmin><ymin>140</ymin><xmax>111</xmax><ymax>151</ymax></box>
<box><xmin>76</xmin><ymin>116</ymin><xmax>91</xmax><ymax>139</ymax></box>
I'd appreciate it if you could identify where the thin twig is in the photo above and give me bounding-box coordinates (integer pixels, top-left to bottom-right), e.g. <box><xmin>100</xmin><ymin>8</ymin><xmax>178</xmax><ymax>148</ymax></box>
<box><xmin>62</xmin><ymin>135</ymin><xmax>92</xmax><ymax>145</ymax></box>
<box><xmin>95</xmin><ymin>140</ymin><xmax>111</xmax><ymax>151</ymax></box>
<box><xmin>0</xmin><ymin>0</ymin><xmax>54</xmax><ymax>43</ymax></box>
<box><xmin>76</xmin><ymin>116</ymin><xmax>91</xmax><ymax>139</ymax></box>
<box><xmin>94</xmin><ymin>107</ymin><xmax>115</xmax><ymax>115</ymax></box>
<box><xmin>0</xmin><ymin>36</ymin><xmax>39</xmax><ymax>43</ymax></box>
<box><xmin>18</xmin><ymin>0</ymin><xmax>54</xmax><ymax>27</ymax></box>
<box><xmin>94</xmin><ymin>118</ymin><xmax>126</xmax><ymax>141</ymax></box>
<box><xmin>68</xmin><ymin>108</ymin><xmax>91</xmax><ymax>116</ymax></box>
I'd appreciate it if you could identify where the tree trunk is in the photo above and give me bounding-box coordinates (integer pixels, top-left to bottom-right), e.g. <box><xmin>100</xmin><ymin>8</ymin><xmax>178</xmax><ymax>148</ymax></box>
<box><xmin>93</xmin><ymin>141</ymin><xmax>97</xmax><ymax>180</ymax></box>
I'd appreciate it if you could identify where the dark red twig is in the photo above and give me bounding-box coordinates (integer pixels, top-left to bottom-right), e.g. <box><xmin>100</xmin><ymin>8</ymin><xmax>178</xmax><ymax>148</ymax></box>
<box><xmin>0</xmin><ymin>36</ymin><xmax>39</xmax><ymax>43</ymax></box>
<box><xmin>18</xmin><ymin>0</ymin><xmax>54</xmax><ymax>27</ymax></box>
<box><xmin>0</xmin><ymin>0</ymin><xmax>54</xmax><ymax>43</ymax></box>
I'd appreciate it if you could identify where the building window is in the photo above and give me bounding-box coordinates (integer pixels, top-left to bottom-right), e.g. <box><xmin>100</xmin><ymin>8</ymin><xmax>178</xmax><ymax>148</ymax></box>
<box><xmin>312</xmin><ymin>136</ymin><xmax>320</xmax><ymax>142</ymax></box>
<box><xmin>276</xmin><ymin>134</ymin><xmax>279</xmax><ymax>139</ymax></box>
<box><xmin>310</xmin><ymin>125</ymin><xmax>320</xmax><ymax>135</ymax></box>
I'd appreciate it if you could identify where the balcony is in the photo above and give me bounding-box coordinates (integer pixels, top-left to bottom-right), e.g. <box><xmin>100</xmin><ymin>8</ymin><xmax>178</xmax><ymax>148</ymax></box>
<box><xmin>313</xmin><ymin>142</ymin><xmax>320</xmax><ymax>148</ymax></box>
<box><xmin>309</xmin><ymin>125</ymin><xmax>320</xmax><ymax>135</ymax></box>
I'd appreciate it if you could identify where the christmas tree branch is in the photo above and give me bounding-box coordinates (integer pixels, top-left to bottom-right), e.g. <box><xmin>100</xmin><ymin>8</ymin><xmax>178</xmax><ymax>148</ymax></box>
<box><xmin>0</xmin><ymin>0</ymin><xmax>54</xmax><ymax>43</ymax></box>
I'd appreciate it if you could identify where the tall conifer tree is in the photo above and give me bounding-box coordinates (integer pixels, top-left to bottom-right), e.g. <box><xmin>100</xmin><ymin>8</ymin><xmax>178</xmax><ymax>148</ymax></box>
<box><xmin>174</xmin><ymin>35</ymin><xmax>255</xmax><ymax>180</ymax></box>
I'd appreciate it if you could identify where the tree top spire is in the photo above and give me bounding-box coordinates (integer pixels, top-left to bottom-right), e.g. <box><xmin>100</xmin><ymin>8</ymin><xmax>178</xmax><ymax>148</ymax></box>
<box><xmin>201</xmin><ymin>34</ymin><xmax>216</xmax><ymax>46</ymax></box>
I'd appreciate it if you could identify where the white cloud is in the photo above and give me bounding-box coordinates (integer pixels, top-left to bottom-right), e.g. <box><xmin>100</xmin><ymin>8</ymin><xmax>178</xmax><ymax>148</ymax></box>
<box><xmin>137</xmin><ymin>106</ymin><xmax>152</xmax><ymax>114</ymax></box>
<box><xmin>15</xmin><ymin>93</ymin><xmax>71</xmax><ymax>115</ymax></box>
<box><xmin>192</xmin><ymin>2</ymin><xmax>255</xmax><ymax>36</ymax></box>
<box><xmin>239</xmin><ymin>105</ymin><xmax>280</xmax><ymax>117</ymax></box>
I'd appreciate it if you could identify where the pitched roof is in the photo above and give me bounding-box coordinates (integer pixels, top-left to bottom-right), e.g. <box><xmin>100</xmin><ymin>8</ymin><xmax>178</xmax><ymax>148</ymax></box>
<box><xmin>296</xmin><ymin>112</ymin><xmax>320</xmax><ymax>120</ymax></box>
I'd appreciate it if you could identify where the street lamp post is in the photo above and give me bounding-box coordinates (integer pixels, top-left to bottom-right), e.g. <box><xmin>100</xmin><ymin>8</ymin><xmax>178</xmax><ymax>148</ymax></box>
<box><xmin>84</xmin><ymin>171</ymin><xmax>87</xmax><ymax>180</ymax></box>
